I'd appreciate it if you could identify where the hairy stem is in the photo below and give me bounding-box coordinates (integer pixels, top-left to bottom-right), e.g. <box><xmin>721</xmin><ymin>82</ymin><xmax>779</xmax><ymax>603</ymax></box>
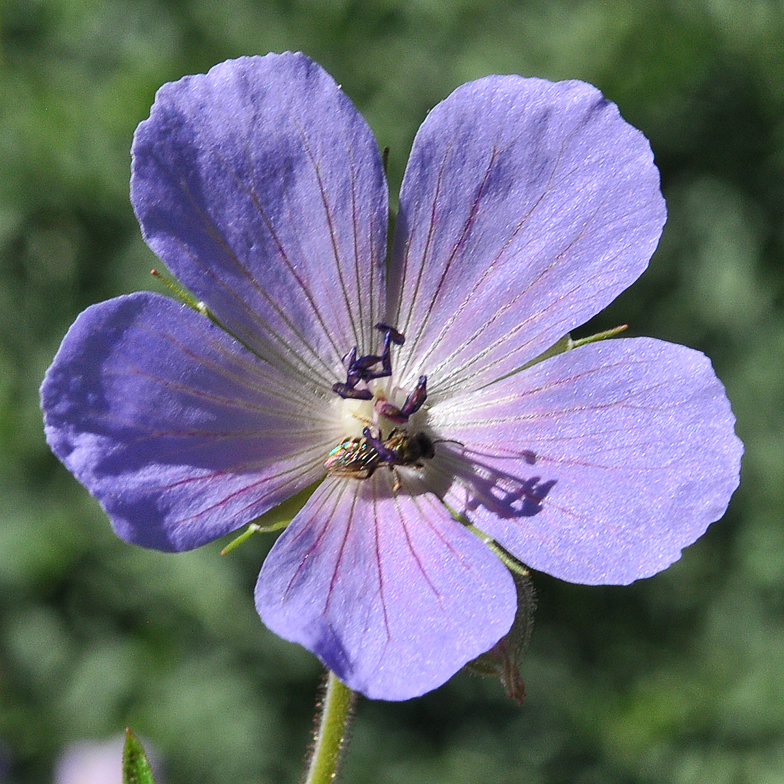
<box><xmin>303</xmin><ymin>671</ymin><xmax>357</xmax><ymax>784</ymax></box>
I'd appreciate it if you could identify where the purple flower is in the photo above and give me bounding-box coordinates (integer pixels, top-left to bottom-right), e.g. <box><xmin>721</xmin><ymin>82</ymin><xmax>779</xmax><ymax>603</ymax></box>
<box><xmin>53</xmin><ymin>738</ymin><xmax>127</xmax><ymax>784</ymax></box>
<box><xmin>41</xmin><ymin>53</ymin><xmax>742</xmax><ymax>701</ymax></box>
<box><xmin>53</xmin><ymin>735</ymin><xmax>164</xmax><ymax>784</ymax></box>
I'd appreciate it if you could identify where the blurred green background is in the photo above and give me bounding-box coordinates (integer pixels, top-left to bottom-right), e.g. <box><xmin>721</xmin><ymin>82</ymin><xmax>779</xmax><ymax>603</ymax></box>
<box><xmin>0</xmin><ymin>0</ymin><xmax>780</xmax><ymax>782</ymax></box>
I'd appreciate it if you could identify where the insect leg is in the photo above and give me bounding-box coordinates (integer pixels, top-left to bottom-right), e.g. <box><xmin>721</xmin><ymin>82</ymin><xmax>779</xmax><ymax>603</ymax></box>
<box><xmin>361</xmin><ymin>426</ymin><xmax>399</xmax><ymax>463</ymax></box>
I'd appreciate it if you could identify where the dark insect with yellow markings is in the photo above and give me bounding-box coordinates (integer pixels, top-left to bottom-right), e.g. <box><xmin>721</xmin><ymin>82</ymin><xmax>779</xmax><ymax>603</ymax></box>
<box><xmin>325</xmin><ymin>427</ymin><xmax>435</xmax><ymax>480</ymax></box>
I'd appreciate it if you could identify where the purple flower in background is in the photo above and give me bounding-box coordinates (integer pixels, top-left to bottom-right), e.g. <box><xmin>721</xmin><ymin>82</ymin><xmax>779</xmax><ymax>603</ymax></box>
<box><xmin>53</xmin><ymin>735</ymin><xmax>164</xmax><ymax>784</ymax></box>
<box><xmin>54</xmin><ymin>738</ymin><xmax>127</xmax><ymax>784</ymax></box>
<box><xmin>41</xmin><ymin>53</ymin><xmax>742</xmax><ymax>701</ymax></box>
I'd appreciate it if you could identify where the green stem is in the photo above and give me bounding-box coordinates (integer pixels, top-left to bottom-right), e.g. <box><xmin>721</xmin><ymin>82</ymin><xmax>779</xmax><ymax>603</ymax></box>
<box><xmin>304</xmin><ymin>671</ymin><xmax>357</xmax><ymax>784</ymax></box>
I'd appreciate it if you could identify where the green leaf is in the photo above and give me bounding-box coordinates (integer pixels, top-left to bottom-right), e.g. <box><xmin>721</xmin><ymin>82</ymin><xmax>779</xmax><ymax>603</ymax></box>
<box><xmin>123</xmin><ymin>728</ymin><xmax>156</xmax><ymax>784</ymax></box>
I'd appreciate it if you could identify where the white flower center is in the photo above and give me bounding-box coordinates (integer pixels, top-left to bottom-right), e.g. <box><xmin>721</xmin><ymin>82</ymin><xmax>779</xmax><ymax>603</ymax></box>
<box><xmin>337</xmin><ymin>379</ymin><xmax>424</xmax><ymax>439</ymax></box>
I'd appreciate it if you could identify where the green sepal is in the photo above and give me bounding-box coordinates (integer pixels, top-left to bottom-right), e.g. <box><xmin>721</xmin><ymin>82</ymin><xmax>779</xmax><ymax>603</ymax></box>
<box><xmin>518</xmin><ymin>333</ymin><xmax>573</xmax><ymax>371</ymax></box>
<box><xmin>221</xmin><ymin>480</ymin><xmax>322</xmax><ymax>555</ymax></box>
<box><xmin>122</xmin><ymin>728</ymin><xmax>156</xmax><ymax>784</ymax></box>
<box><xmin>478</xmin><ymin>535</ymin><xmax>532</xmax><ymax>579</ymax></box>
<box><xmin>450</xmin><ymin>507</ymin><xmax>537</xmax><ymax>702</ymax></box>
<box><xmin>568</xmin><ymin>323</ymin><xmax>628</xmax><ymax>348</ymax></box>
<box><xmin>516</xmin><ymin>323</ymin><xmax>629</xmax><ymax>374</ymax></box>
<box><xmin>151</xmin><ymin>268</ymin><xmax>281</xmax><ymax>369</ymax></box>
<box><xmin>464</xmin><ymin>570</ymin><xmax>536</xmax><ymax>704</ymax></box>
<box><xmin>150</xmin><ymin>268</ymin><xmax>204</xmax><ymax>313</ymax></box>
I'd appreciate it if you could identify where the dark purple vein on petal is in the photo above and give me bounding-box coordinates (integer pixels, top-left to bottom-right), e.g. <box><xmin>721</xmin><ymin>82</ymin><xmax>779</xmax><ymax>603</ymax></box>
<box><xmin>324</xmin><ymin>482</ymin><xmax>358</xmax><ymax>617</ymax></box>
<box><xmin>122</xmin><ymin>435</ymin><xmax>331</xmax><ymax>482</ymax></box>
<box><xmin>162</xmin><ymin>456</ymin><xmax>327</xmax><ymax>528</ymax></box>
<box><xmin>396</xmin><ymin>494</ymin><xmax>446</xmax><ymax>613</ymax></box>
<box><xmin>103</xmin><ymin>365</ymin><xmax>329</xmax><ymax>425</ymax></box>
<box><xmin>173</xmin><ymin>173</ymin><xmax>339</xmax><ymax>386</ymax></box>
<box><xmin>370</xmin><ymin>478</ymin><xmax>393</xmax><ymax>648</ymax></box>
<box><xmin>393</xmin><ymin>144</ymin><xmax>451</xmax><ymax>341</ymax></box>
<box><xmin>349</xmin><ymin>147</ymin><xmax>376</xmax><ymax>352</ymax></box>
<box><xmin>293</xmin><ymin>118</ymin><xmax>364</xmax><ymax>351</ymax></box>
<box><xmin>430</xmin><ymin>196</ymin><xmax>617</xmax><ymax>396</ymax></box>
<box><xmin>131</xmin><ymin>321</ymin><xmax>331</xmax><ymax>414</ymax></box>
<box><xmin>232</xmin><ymin>143</ymin><xmax>350</xmax><ymax>366</ymax></box>
<box><xmin>411</xmin><ymin>479</ymin><xmax>491</xmax><ymax>590</ymax></box>
<box><xmin>279</xmin><ymin>480</ymin><xmax>342</xmax><ymax>604</ymax></box>
<box><xmin>169</xmin><ymin>231</ymin><xmax>334</xmax><ymax>388</ymax></box>
<box><xmin>398</xmin><ymin>147</ymin><xmax>498</xmax><ymax>382</ymax></box>
<box><xmin>438</xmin><ymin>353</ymin><xmax>665</xmax><ymax>416</ymax></box>
<box><xmin>416</xmin><ymin>143</ymin><xmax>581</xmax><ymax>393</ymax></box>
<box><xmin>406</xmin><ymin>148</ymin><xmax>560</xmax><ymax>385</ymax></box>
<box><xmin>223</xmin><ymin>146</ymin><xmax>353</xmax><ymax>372</ymax></box>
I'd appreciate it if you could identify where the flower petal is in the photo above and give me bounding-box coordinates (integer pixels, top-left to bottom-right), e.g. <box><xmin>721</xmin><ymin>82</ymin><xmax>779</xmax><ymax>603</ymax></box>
<box><xmin>388</xmin><ymin>76</ymin><xmax>666</xmax><ymax>397</ymax></box>
<box><xmin>256</xmin><ymin>472</ymin><xmax>516</xmax><ymax>700</ymax></box>
<box><xmin>431</xmin><ymin>337</ymin><xmax>742</xmax><ymax>585</ymax></box>
<box><xmin>41</xmin><ymin>292</ymin><xmax>334</xmax><ymax>552</ymax></box>
<box><xmin>131</xmin><ymin>53</ymin><xmax>388</xmax><ymax>388</ymax></box>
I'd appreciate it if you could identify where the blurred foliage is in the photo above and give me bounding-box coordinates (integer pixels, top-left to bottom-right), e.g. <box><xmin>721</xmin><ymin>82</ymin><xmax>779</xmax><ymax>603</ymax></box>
<box><xmin>0</xmin><ymin>0</ymin><xmax>780</xmax><ymax>782</ymax></box>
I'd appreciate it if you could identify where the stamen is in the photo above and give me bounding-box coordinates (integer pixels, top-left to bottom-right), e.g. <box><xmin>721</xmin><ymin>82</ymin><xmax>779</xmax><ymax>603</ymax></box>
<box><xmin>377</xmin><ymin>375</ymin><xmax>427</xmax><ymax>423</ymax></box>
<box><xmin>341</xmin><ymin>346</ymin><xmax>358</xmax><ymax>368</ymax></box>
<box><xmin>332</xmin><ymin>382</ymin><xmax>373</xmax><ymax>400</ymax></box>
<box><xmin>374</xmin><ymin>323</ymin><xmax>405</xmax><ymax>346</ymax></box>
<box><xmin>347</xmin><ymin>325</ymin><xmax>400</xmax><ymax>382</ymax></box>
<box><xmin>349</xmin><ymin>351</ymin><xmax>387</xmax><ymax>379</ymax></box>
<box><xmin>333</xmin><ymin>324</ymin><xmax>407</xmax><ymax>398</ymax></box>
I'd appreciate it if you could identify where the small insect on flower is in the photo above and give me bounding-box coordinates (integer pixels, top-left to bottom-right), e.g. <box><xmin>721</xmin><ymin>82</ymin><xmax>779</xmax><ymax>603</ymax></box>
<box><xmin>325</xmin><ymin>427</ymin><xmax>436</xmax><ymax>486</ymax></box>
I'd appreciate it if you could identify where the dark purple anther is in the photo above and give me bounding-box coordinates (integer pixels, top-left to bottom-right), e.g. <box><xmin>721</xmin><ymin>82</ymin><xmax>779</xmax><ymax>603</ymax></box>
<box><xmin>377</xmin><ymin>375</ymin><xmax>428</xmax><ymax>423</ymax></box>
<box><xmin>334</xmin><ymin>325</ymin><xmax>408</xmax><ymax>398</ymax></box>
<box><xmin>335</xmin><ymin>344</ymin><xmax>384</xmax><ymax>396</ymax></box>
<box><xmin>350</xmin><ymin>326</ymin><xmax>398</xmax><ymax>381</ymax></box>
<box><xmin>374</xmin><ymin>323</ymin><xmax>405</xmax><ymax>345</ymax></box>
<box><xmin>350</xmin><ymin>352</ymin><xmax>385</xmax><ymax>376</ymax></box>
<box><xmin>332</xmin><ymin>382</ymin><xmax>373</xmax><ymax>400</ymax></box>
<box><xmin>341</xmin><ymin>346</ymin><xmax>358</xmax><ymax>367</ymax></box>
<box><xmin>400</xmin><ymin>375</ymin><xmax>427</xmax><ymax>416</ymax></box>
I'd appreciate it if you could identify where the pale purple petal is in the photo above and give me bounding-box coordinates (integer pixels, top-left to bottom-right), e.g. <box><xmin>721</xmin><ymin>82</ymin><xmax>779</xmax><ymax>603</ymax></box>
<box><xmin>431</xmin><ymin>338</ymin><xmax>742</xmax><ymax>584</ymax></box>
<box><xmin>41</xmin><ymin>292</ymin><xmax>334</xmax><ymax>552</ymax></box>
<box><xmin>131</xmin><ymin>53</ymin><xmax>387</xmax><ymax>387</ymax></box>
<box><xmin>388</xmin><ymin>76</ymin><xmax>666</xmax><ymax>397</ymax></box>
<box><xmin>256</xmin><ymin>472</ymin><xmax>516</xmax><ymax>700</ymax></box>
<box><xmin>54</xmin><ymin>737</ymin><xmax>165</xmax><ymax>784</ymax></box>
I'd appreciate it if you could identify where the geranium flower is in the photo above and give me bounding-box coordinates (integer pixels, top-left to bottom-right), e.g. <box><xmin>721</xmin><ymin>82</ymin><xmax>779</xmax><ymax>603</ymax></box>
<box><xmin>41</xmin><ymin>53</ymin><xmax>742</xmax><ymax>701</ymax></box>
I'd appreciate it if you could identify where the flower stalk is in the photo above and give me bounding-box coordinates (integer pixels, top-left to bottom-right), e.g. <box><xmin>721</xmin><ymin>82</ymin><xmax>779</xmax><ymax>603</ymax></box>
<box><xmin>304</xmin><ymin>671</ymin><xmax>357</xmax><ymax>784</ymax></box>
